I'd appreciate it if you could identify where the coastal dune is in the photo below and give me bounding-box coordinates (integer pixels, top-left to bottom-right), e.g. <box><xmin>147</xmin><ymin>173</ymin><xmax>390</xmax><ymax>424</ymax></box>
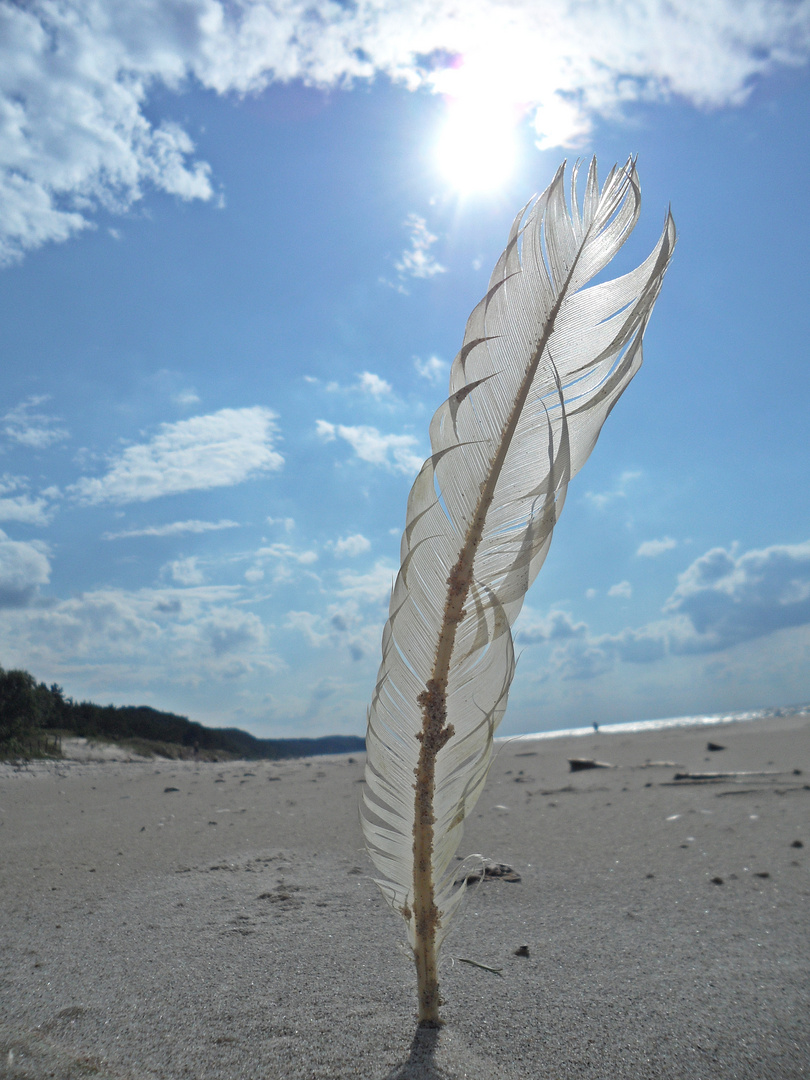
<box><xmin>1</xmin><ymin>713</ymin><xmax>807</xmax><ymax>1079</ymax></box>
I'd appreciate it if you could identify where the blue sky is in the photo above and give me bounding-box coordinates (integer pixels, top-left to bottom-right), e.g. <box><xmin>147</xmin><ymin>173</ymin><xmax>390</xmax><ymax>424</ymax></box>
<box><xmin>1</xmin><ymin>0</ymin><xmax>809</xmax><ymax>738</ymax></box>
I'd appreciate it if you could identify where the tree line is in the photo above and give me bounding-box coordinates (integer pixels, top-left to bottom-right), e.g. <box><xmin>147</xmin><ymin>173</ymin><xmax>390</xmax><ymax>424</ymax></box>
<box><xmin>0</xmin><ymin>665</ymin><xmax>364</xmax><ymax>761</ymax></box>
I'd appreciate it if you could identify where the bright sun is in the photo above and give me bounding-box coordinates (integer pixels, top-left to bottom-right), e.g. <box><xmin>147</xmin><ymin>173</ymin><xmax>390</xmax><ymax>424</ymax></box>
<box><xmin>431</xmin><ymin>56</ymin><xmax>525</xmax><ymax>195</ymax></box>
<box><xmin>436</xmin><ymin>97</ymin><xmax>519</xmax><ymax>194</ymax></box>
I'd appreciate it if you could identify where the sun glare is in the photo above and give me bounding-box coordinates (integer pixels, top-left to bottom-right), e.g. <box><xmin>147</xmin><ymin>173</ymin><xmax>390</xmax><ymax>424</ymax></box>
<box><xmin>430</xmin><ymin>45</ymin><xmax>586</xmax><ymax>194</ymax></box>
<box><xmin>430</xmin><ymin>53</ymin><xmax>526</xmax><ymax>194</ymax></box>
<box><xmin>436</xmin><ymin>96</ymin><xmax>519</xmax><ymax>194</ymax></box>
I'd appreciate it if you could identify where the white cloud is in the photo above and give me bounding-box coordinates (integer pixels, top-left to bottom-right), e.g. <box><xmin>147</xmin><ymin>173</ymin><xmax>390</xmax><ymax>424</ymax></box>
<box><xmin>71</xmin><ymin>407</ymin><xmax>282</xmax><ymax>504</ymax></box>
<box><xmin>255</xmin><ymin>542</ymin><xmax>317</xmax><ymax>565</ymax></box>
<box><xmin>388</xmin><ymin>211</ymin><xmax>447</xmax><ymax>293</ymax></box>
<box><xmin>316</xmin><ymin>420</ymin><xmax>422</xmax><ymax>475</ymax></box>
<box><xmin>285</xmin><ymin>609</ymin><xmax>329</xmax><ymax>649</ymax></box>
<box><xmin>286</xmin><ymin>598</ymin><xmax>381</xmax><ymax>661</ymax></box>
<box><xmin>414</xmin><ymin>355</ymin><xmax>448</xmax><ymax>384</ymax></box>
<box><xmin>608</xmin><ymin>580</ymin><xmax>633</xmax><ymax>599</ymax></box>
<box><xmin>0</xmin><ymin>1</ymin><xmax>213</xmax><ymax>265</ymax></box>
<box><xmin>0</xmin><ymin>493</ymin><xmax>52</xmax><ymax>526</ymax></box>
<box><xmin>246</xmin><ymin>541</ymin><xmax>318</xmax><ymax>584</ymax></box>
<box><xmin>0</xmin><ymin>583</ymin><xmax>280</xmax><ymax>685</ymax></box>
<box><xmin>2</xmin><ymin>1</ymin><xmax>808</xmax><ymax>262</ymax></box>
<box><xmin>515</xmin><ymin>606</ymin><xmax>587</xmax><ymax>645</ymax></box>
<box><xmin>637</xmin><ymin>536</ymin><xmax>678</xmax><ymax>557</ymax></box>
<box><xmin>550</xmin><ymin>623</ymin><xmax>670</xmax><ymax>680</ymax></box>
<box><xmin>103</xmin><ymin>518</ymin><xmax>239</xmax><ymax>539</ymax></box>
<box><xmin>0</xmin><ymin>474</ymin><xmax>55</xmax><ymax>525</ymax></box>
<box><xmin>311</xmin><ymin>371</ymin><xmax>395</xmax><ymax>398</ymax></box>
<box><xmin>394</xmin><ymin>214</ymin><xmax>446</xmax><ymax>283</ymax></box>
<box><xmin>202</xmin><ymin>606</ymin><xmax>266</xmax><ymax>659</ymax></box>
<box><xmin>0</xmin><ymin>529</ymin><xmax>51</xmax><ymax>607</ymax></box>
<box><xmin>530</xmin><ymin>93</ymin><xmax>592</xmax><ymax>151</ymax></box>
<box><xmin>2</xmin><ymin>397</ymin><xmax>68</xmax><ymax>449</ymax></box>
<box><xmin>165</xmin><ymin>555</ymin><xmax>205</xmax><ymax>586</ymax></box>
<box><xmin>358</xmin><ymin>372</ymin><xmax>392</xmax><ymax>397</ymax></box>
<box><xmin>316</xmin><ymin>420</ymin><xmax>337</xmax><ymax>442</ymax></box>
<box><xmin>337</xmin><ymin>560</ymin><xmax>396</xmax><ymax>604</ymax></box>
<box><xmin>334</xmin><ymin>533</ymin><xmax>371</xmax><ymax>558</ymax></box>
<box><xmin>665</xmin><ymin>541</ymin><xmax>810</xmax><ymax>652</ymax></box>
<box><xmin>521</xmin><ymin>539</ymin><xmax>810</xmax><ymax>681</ymax></box>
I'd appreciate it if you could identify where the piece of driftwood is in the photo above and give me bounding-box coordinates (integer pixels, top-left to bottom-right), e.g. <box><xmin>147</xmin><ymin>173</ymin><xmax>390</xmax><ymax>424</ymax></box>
<box><xmin>714</xmin><ymin>785</ymin><xmax>808</xmax><ymax>796</ymax></box>
<box><xmin>672</xmin><ymin>769</ymin><xmax>791</xmax><ymax>781</ymax></box>
<box><xmin>568</xmin><ymin>758</ymin><xmax>615</xmax><ymax>772</ymax></box>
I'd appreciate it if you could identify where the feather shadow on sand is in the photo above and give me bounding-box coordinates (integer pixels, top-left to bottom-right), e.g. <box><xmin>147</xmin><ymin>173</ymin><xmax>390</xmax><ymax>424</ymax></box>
<box><xmin>361</xmin><ymin>158</ymin><xmax>676</xmax><ymax>1025</ymax></box>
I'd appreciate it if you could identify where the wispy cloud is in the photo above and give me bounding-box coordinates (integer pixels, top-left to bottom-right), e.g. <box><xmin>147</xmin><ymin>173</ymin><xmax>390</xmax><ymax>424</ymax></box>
<box><xmin>245</xmin><ymin>541</ymin><xmax>318</xmax><ymax>584</ymax></box>
<box><xmin>308</xmin><ymin>371</ymin><xmax>395</xmax><ymax>399</ymax></box>
<box><xmin>2</xmin><ymin>397</ymin><xmax>68</xmax><ymax>449</ymax></box>
<box><xmin>584</xmin><ymin>470</ymin><xmax>642</xmax><ymax>510</ymax></box>
<box><xmin>637</xmin><ymin>536</ymin><xmax>678</xmax><ymax>557</ymax></box>
<box><xmin>103</xmin><ymin>518</ymin><xmax>240</xmax><ymax>540</ymax></box>
<box><xmin>414</xmin><ymin>356</ymin><xmax>448</xmax><ymax>384</ymax></box>
<box><xmin>254</xmin><ymin>542</ymin><xmax>318</xmax><ymax>565</ymax></box>
<box><xmin>267</xmin><ymin>516</ymin><xmax>295</xmax><ymax>532</ymax></box>
<box><xmin>337</xmin><ymin>560</ymin><xmax>396</xmax><ymax>605</ymax></box>
<box><xmin>71</xmin><ymin>407</ymin><xmax>283</xmax><ymax>505</ymax></box>
<box><xmin>608</xmin><ymin>580</ymin><xmax>633</xmax><ymax>599</ymax></box>
<box><xmin>316</xmin><ymin>420</ymin><xmax>422</xmax><ymax>476</ymax></box>
<box><xmin>393</xmin><ymin>214</ymin><xmax>447</xmax><ymax>286</ymax></box>
<box><xmin>172</xmin><ymin>389</ymin><xmax>201</xmax><ymax>408</ymax></box>
<box><xmin>3</xmin><ymin>1</ymin><xmax>806</xmax><ymax>262</ymax></box>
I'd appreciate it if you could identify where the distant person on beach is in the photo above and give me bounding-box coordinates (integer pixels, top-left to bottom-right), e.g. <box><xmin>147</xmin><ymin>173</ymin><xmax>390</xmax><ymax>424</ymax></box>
<box><xmin>593</xmin><ymin>721</ymin><xmax>599</xmax><ymax>732</ymax></box>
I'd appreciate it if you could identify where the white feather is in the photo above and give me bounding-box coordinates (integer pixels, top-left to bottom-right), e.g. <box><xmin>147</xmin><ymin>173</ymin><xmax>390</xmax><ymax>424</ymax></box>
<box><xmin>361</xmin><ymin>158</ymin><xmax>676</xmax><ymax>1022</ymax></box>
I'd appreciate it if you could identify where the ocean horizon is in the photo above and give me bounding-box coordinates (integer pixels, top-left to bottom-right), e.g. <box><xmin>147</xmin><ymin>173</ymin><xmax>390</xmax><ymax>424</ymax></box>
<box><xmin>503</xmin><ymin>703</ymin><xmax>810</xmax><ymax>744</ymax></box>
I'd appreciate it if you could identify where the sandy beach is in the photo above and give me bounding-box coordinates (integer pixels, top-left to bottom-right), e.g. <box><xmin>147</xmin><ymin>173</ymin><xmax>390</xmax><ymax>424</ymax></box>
<box><xmin>1</xmin><ymin>712</ymin><xmax>807</xmax><ymax>1079</ymax></box>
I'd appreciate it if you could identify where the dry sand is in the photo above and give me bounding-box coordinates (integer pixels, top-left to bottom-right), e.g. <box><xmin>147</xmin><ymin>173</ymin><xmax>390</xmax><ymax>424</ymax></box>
<box><xmin>1</xmin><ymin>712</ymin><xmax>808</xmax><ymax>1079</ymax></box>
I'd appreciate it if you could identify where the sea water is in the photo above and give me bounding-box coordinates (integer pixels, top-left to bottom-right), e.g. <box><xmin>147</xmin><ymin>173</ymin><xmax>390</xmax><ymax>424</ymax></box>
<box><xmin>503</xmin><ymin>703</ymin><xmax>810</xmax><ymax>743</ymax></box>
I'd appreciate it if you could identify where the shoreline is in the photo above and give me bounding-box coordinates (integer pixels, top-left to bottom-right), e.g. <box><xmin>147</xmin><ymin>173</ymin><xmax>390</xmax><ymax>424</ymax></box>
<box><xmin>3</xmin><ymin>702</ymin><xmax>808</xmax><ymax>778</ymax></box>
<box><xmin>1</xmin><ymin>711</ymin><xmax>808</xmax><ymax>1078</ymax></box>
